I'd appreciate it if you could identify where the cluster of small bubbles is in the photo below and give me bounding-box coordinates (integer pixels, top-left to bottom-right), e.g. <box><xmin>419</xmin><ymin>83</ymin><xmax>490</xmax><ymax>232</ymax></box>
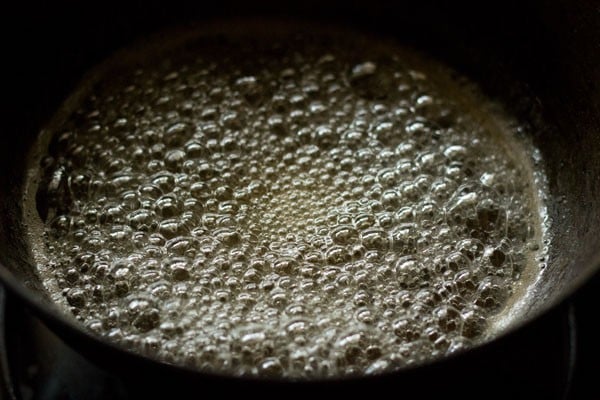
<box><xmin>29</xmin><ymin>27</ymin><xmax>545</xmax><ymax>378</ymax></box>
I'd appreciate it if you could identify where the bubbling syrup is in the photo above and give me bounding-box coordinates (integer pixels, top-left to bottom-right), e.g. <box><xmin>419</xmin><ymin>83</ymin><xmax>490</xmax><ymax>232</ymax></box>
<box><xmin>25</xmin><ymin>23</ymin><xmax>548</xmax><ymax>378</ymax></box>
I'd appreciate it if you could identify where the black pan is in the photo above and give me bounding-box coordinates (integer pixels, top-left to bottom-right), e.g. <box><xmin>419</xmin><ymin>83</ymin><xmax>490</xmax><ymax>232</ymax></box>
<box><xmin>1</xmin><ymin>0</ymin><xmax>598</xmax><ymax>398</ymax></box>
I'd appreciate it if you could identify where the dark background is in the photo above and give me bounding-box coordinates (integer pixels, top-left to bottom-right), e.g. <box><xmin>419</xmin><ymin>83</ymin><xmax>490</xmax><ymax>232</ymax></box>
<box><xmin>1</xmin><ymin>1</ymin><xmax>598</xmax><ymax>399</ymax></box>
<box><xmin>571</xmin><ymin>274</ymin><xmax>600</xmax><ymax>399</ymax></box>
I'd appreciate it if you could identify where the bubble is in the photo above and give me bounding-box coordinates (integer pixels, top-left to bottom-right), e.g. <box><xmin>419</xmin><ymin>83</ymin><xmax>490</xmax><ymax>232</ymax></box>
<box><xmin>455</xmin><ymin>238</ymin><xmax>485</xmax><ymax>261</ymax></box>
<box><xmin>395</xmin><ymin>257</ymin><xmax>427</xmax><ymax>289</ymax></box>
<box><xmin>443</xmin><ymin>145</ymin><xmax>467</xmax><ymax>161</ymax></box>
<box><xmin>326</xmin><ymin>246</ymin><xmax>351</xmax><ymax>265</ymax></box>
<box><xmin>365</xmin><ymin>358</ymin><xmax>392</xmax><ymax>374</ymax></box>
<box><xmin>235</xmin><ymin>75</ymin><xmax>264</xmax><ymax>104</ymax></box>
<box><xmin>329</xmin><ymin>225</ymin><xmax>358</xmax><ymax>245</ymax></box>
<box><xmin>488</xmin><ymin>248</ymin><xmax>506</xmax><ymax>268</ymax></box>
<box><xmin>259</xmin><ymin>357</ymin><xmax>284</xmax><ymax>376</ymax></box>
<box><xmin>434</xmin><ymin>305</ymin><xmax>462</xmax><ymax>333</ymax></box>
<box><xmin>458</xmin><ymin>307</ymin><xmax>485</xmax><ymax>341</ymax></box>
<box><xmin>360</xmin><ymin>229</ymin><xmax>389</xmax><ymax>251</ymax></box>
<box><xmin>158</xmin><ymin>218</ymin><xmax>185</xmax><ymax>239</ymax></box>
<box><xmin>393</xmin><ymin>317</ymin><xmax>420</xmax><ymax>342</ymax></box>
<box><xmin>475</xmin><ymin>276</ymin><xmax>509</xmax><ymax>311</ymax></box>
<box><xmin>349</xmin><ymin>61</ymin><xmax>394</xmax><ymax>100</ymax></box>
<box><xmin>66</xmin><ymin>288</ymin><xmax>86</xmax><ymax>308</ymax></box>
<box><xmin>454</xmin><ymin>270</ymin><xmax>479</xmax><ymax>297</ymax></box>
<box><xmin>390</xmin><ymin>224</ymin><xmax>418</xmax><ymax>254</ymax></box>
<box><xmin>127</xmin><ymin>296</ymin><xmax>161</xmax><ymax>332</ymax></box>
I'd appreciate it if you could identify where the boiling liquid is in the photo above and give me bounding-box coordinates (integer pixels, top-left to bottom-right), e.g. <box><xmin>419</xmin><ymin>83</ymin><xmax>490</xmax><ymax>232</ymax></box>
<box><xmin>25</xmin><ymin>24</ymin><xmax>547</xmax><ymax>378</ymax></box>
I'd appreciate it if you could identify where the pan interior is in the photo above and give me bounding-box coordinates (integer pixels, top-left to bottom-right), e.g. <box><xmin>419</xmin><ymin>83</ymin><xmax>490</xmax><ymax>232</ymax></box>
<box><xmin>21</xmin><ymin>22</ymin><xmax>551</xmax><ymax>378</ymax></box>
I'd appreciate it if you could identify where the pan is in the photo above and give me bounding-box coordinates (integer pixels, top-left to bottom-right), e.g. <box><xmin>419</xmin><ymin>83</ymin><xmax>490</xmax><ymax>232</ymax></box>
<box><xmin>0</xmin><ymin>0</ymin><xmax>598</xmax><ymax>398</ymax></box>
